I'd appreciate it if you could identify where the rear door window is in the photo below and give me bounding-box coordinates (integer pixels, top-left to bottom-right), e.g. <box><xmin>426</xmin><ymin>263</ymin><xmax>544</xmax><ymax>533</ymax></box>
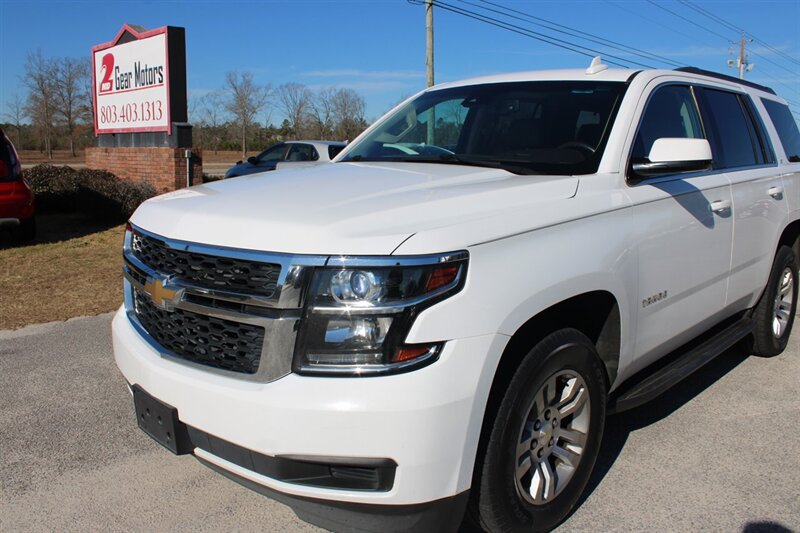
<box><xmin>696</xmin><ymin>88</ymin><xmax>760</xmax><ymax>169</ymax></box>
<box><xmin>761</xmin><ymin>99</ymin><xmax>800</xmax><ymax>162</ymax></box>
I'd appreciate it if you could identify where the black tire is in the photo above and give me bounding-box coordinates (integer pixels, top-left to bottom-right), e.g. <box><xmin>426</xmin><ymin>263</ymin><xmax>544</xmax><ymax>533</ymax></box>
<box><xmin>18</xmin><ymin>216</ymin><xmax>36</xmax><ymax>242</ymax></box>
<box><xmin>470</xmin><ymin>328</ymin><xmax>607</xmax><ymax>532</ymax></box>
<box><xmin>749</xmin><ymin>245</ymin><xmax>798</xmax><ymax>357</ymax></box>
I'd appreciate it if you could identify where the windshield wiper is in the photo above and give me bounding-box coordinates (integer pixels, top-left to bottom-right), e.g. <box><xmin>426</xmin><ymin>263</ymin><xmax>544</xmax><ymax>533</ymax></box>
<box><xmin>343</xmin><ymin>153</ymin><xmax>539</xmax><ymax>175</ymax></box>
<box><xmin>437</xmin><ymin>154</ymin><xmax>540</xmax><ymax>175</ymax></box>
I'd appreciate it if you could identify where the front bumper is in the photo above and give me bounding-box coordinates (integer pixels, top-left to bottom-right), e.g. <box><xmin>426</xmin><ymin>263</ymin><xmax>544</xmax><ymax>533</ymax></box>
<box><xmin>112</xmin><ymin>306</ymin><xmax>506</xmax><ymax>508</ymax></box>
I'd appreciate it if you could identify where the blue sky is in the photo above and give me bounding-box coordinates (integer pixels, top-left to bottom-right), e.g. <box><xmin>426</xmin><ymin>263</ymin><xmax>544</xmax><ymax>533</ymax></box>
<box><xmin>1</xmin><ymin>0</ymin><xmax>798</xmax><ymax>123</ymax></box>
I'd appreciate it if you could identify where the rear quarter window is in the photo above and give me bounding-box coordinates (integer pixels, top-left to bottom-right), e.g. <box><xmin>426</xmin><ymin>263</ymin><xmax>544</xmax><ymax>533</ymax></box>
<box><xmin>761</xmin><ymin>99</ymin><xmax>800</xmax><ymax>162</ymax></box>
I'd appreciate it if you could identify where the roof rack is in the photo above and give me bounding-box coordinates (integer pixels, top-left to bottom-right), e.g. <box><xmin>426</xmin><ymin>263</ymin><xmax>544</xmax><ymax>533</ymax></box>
<box><xmin>674</xmin><ymin>67</ymin><xmax>776</xmax><ymax>95</ymax></box>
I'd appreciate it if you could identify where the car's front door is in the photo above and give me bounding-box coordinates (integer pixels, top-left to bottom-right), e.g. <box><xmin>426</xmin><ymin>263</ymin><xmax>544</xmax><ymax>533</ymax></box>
<box><xmin>625</xmin><ymin>82</ymin><xmax>734</xmax><ymax>370</ymax></box>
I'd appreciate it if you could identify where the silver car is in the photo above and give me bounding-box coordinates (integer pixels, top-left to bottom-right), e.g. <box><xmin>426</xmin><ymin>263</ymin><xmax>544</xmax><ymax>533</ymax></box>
<box><xmin>225</xmin><ymin>140</ymin><xmax>346</xmax><ymax>178</ymax></box>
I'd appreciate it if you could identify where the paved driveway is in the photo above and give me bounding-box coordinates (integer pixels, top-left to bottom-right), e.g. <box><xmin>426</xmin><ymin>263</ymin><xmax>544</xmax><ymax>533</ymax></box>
<box><xmin>1</xmin><ymin>313</ymin><xmax>798</xmax><ymax>532</ymax></box>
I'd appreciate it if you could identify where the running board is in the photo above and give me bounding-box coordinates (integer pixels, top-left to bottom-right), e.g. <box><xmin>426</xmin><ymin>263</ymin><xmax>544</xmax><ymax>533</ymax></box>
<box><xmin>609</xmin><ymin>317</ymin><xmax>754</xmax><ymax>414</ymax></box>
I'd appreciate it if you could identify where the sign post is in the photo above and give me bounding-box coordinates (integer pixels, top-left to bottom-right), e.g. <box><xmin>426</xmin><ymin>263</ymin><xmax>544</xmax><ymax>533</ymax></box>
<box><xmin>86</xmin><ymin>24</ymin><xmax>201</xmax><ymax>192</ymax></box>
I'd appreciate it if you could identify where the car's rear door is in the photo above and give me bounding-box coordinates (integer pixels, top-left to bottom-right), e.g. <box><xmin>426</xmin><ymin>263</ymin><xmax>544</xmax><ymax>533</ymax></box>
<box><xmin>693</xmin><ymin>87</ymin><xmax>787</xmax><ymax>310</ymax></box>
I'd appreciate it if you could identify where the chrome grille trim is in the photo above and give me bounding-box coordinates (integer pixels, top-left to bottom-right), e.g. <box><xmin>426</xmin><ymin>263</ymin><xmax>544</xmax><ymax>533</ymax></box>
<box><xmin>123</xmin><ymin>224</ymin><xmax>326</xmax><ymax>382</ymax></box>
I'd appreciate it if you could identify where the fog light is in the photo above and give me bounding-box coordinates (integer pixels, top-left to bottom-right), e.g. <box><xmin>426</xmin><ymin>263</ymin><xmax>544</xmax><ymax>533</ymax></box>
<box><xmin>324</xmin><ymin>316</ymin><xmax>393</xmax><ymax>348</ymax></box>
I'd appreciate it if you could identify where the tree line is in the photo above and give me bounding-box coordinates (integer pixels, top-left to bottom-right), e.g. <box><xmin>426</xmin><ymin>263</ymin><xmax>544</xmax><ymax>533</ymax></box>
<box><xmin>196</xmin><ymin>73</ymin><xmax>369</xmax><ymax>158</ymax></box>
<box><xmin>2</xmin><ymin>51</ymin><xmax>370</xmax><ymax>159</ymax></box>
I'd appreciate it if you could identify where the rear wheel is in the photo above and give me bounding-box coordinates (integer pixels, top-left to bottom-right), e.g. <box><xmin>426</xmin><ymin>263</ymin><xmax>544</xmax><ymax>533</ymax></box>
<box><xmin>749</xmin><ymin>245</ymin><xmax>798</xmax><ymax>357</ymax></box>
<box><xmin>471</xmin><ymin>329</ymin><xmax>607</xmax><ymax>532</ymax></box>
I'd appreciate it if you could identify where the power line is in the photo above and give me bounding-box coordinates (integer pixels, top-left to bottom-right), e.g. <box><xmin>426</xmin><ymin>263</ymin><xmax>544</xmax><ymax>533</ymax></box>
<box><xmin>643</xmin><ymin>0</ymin><xmax>799</xmax><ymax>96</ymax></box>
<box><xmin>678</xmin><ymin>0</ymin><xmax>800</xmax><ymax>68</ymax></box>
<box><xmin>747</xmin><ymin>49</ymin><xmax>800</xmax><ymax>78</ymax></box>
<box><xmin>665</xmin><ymin>1</ymin><xmax>800</xmax><ymax>80</ymax></box>
<box><xmin>645</xmin><ymin>0</ymin><xmax>732</xmax><ymax>42</ymax></box>
<box><xmin>604</xmin><ymin>0</ymin><xmax>719</xmax><ymax>49</ymax></box>
<box><xmin>411</xmin><ymin>0</ymin><xmax>654</xmax><ymax>68</ymax></box>
<box><xmin>466</xmin><ymin>0</ymin><xmax>683</xmax><ymax>68</ymax></box>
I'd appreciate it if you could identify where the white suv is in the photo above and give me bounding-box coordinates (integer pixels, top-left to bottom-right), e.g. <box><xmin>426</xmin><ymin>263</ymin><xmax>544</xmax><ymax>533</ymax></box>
<box><xmin>113</xmin><ymin>61</ymin><xmax>800</xmax><ymax>532</ymax></box>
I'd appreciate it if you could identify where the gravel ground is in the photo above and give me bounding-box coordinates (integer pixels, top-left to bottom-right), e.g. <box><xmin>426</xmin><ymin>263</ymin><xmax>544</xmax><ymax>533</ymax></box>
<box><xmin>0</xmin><ymin>313</ymin><xmax>798</xmax><ymax>532</ymax></box>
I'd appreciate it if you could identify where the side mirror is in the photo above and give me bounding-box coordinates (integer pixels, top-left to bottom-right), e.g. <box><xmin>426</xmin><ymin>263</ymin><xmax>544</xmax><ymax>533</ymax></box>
<box><xmin>247</xmin><ymin>156</ymin><xmax>258</xmax><ymax>165</ymax></box>
<box><xmin>630</xmin><ymin>138</ymin><xmax>712</xmax><ymax>179</ymax></box>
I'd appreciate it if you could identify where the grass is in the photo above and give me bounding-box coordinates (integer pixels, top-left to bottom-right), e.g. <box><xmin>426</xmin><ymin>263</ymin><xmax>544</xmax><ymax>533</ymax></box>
<box><xmin>0</xmin><ymin>214</ymin><xmax>125</xmax><ymax>329</ymax></box>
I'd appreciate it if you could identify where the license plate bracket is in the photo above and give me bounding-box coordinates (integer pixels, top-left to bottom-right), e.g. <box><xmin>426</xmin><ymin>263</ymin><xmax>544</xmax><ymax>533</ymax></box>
<box><xmin>132</xmin><ymin>385</ymin><xmax>193</xmax><ymax>455</ymax></box>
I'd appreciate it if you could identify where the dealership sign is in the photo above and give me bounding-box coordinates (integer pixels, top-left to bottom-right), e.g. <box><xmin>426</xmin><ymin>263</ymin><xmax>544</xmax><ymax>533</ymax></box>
<box><xmin>92</xmin><ymin>25</ymin><xmax>186</xmax><ymax>135</ymax></box>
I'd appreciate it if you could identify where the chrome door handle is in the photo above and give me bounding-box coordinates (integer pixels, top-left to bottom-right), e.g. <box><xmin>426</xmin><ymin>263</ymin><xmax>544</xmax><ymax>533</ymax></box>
<box><xmin>710</xmin><ymin>199</ymin><xmax>731</xmax><ymax>214</ymax></box>
<box><xmin>768</xmin><ymin>186</ymin><xmax>784</xmax><ymax>199</ymax></box>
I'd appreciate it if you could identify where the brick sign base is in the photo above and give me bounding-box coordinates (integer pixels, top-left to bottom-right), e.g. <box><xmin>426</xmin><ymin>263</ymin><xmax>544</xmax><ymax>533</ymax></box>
<box><xmin>86</xmin><ymin>146</ymin><xmax>203</xmax><ymax>193</ymax></box>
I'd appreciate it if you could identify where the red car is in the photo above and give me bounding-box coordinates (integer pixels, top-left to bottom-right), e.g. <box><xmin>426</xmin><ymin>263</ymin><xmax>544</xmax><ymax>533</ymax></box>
<box><xmin>0</xmin><ymin>128</ymin><xmax>35</xmax><ymax>241</ymax></box>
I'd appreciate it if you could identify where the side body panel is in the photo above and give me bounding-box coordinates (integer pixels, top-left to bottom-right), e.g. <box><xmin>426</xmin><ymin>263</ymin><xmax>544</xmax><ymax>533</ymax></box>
<box><xmin>727</xmin><ymin>166</ymin><xmax>788</xmax><ymax>309</ymax></box>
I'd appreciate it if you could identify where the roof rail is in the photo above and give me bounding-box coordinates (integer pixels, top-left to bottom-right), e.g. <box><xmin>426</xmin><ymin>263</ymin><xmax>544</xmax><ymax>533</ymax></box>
<box><xmin>674</xmin><ymin>67</ymin><xmax>776</xmax><ymax>95</ymax></box>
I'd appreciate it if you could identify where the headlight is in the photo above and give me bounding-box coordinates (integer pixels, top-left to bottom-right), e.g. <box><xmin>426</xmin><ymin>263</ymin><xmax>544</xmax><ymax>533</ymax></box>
<box><xmin>294</xmin><ymin>252</ymin><xmax>468</xmax><ymax>376</ymax></box>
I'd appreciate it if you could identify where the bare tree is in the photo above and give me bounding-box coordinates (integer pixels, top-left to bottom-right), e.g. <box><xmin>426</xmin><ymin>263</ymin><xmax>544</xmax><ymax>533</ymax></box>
<box><xmin>199</xmin><ymin>91</ymin><xmax>226</xmax><ymax>155</ymax></box>
<box><xmin>276</xmin><ymin>83</ymin><xmax>312</xmax><ymax>139</ymax></box>
<box><xmin>309</xmin><ymin>86</ymin><xmax>336</xmax><ymax>140</ymax></box>
<box><xmin>53</xmin><ymin>57</ymin><xmax>91</xmax><ymax>157</ymax></box>
<box><xmin>224</xmin><ymin>71</ymin><xmax>269</xmax><ymax>158</ymax></box>
<box><xmin>22</xmin><ymin>50</ymin><xmax>57</xmax><ymax>159</ymax></box>
<box><xmin>330</xmin><ymin>88</ymin><xmax>367</xmax><ymax>141</ymax></box>
<box><xmin>3</xmin><ymin>94</ymin><xmax>26</xmax><ymax>148</ymax></box>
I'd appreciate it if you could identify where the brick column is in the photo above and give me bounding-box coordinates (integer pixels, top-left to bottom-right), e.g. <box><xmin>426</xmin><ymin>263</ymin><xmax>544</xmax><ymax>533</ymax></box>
<box><xmin>86</xmin><ymin>146</ymin><xmax>203</xmax><ymax>193</ymax></box>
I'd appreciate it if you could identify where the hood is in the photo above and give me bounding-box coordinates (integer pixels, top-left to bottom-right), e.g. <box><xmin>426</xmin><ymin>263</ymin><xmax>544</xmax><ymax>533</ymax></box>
<box><xmin>131</xmin><ymin>162</ymin><xmax>579</xmax><ymax>255</ymax></box>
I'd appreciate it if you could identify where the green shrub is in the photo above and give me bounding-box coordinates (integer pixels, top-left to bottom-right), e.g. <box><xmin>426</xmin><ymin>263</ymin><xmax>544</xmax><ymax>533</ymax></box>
<box><xmin>23</xmin><ymin>164</ymin><xmax>156</xmax><ymax>220</ymax></box>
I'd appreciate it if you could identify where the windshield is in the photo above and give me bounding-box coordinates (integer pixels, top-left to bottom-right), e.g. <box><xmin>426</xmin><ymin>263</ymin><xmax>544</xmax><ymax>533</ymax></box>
<box><xmin>341</xmin><ymin>81</ymin><xmax>627</xmax><ymax>175</ymax></box>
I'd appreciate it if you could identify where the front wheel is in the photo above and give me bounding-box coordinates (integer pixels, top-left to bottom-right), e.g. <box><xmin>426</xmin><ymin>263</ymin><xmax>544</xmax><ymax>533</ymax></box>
<box><xmin>749</xmin><ymin>245</ymin><xmax>798</xmax><ymax>357</ymax></box>
<box><xmin>470</xmin><ymin>329</ymin><xmax>607</xmax><ymax>532</ymax></box>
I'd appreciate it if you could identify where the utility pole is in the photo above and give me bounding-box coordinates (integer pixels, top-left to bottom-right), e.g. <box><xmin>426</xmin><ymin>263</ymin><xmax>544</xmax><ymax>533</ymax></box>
<box><xmin>426</xmin><ymin>0</ymin><xmax>434</xmax><ymax>88</ymax></box>
<box><xmin>426</xmin><ymin>0</ymin><xmax>436</xmax><ymax>145</ymax></box>
<box><xmin>728</xmin><ymin>32</ymin><xmax>754</xmax><ymax>79</ymax></box>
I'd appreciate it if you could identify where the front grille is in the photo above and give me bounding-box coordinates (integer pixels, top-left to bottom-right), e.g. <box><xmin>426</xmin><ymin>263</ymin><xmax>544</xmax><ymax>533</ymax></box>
<box><xmin>131</xmin><ymin>232</ymin><xmax>281</xmax><ymax>298</ymax></box>
<box><xmin>133</xmin><ymin>289</ymin><xmax>265</xmax><ymax>374</ymax></box>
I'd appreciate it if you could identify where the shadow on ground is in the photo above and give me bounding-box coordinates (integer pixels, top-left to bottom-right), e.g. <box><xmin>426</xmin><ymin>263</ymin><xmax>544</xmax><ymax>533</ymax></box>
<box><xmin>0</xmin><ymin>213</ymin><xmax>120</xmax><ymax>249</ymax></box>
<box><xmin>572</xmin><ymin>343</ymin><xmax>753</xmax><ymax>513</ymax></box>
<box><xmin>458</xmin><ymin>343</ymin><xmax>755</xmax><ymax>532</ymax></box>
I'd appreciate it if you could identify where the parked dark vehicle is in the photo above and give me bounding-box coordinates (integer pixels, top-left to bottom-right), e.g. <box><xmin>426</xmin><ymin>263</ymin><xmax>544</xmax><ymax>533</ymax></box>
<box><xmin>225</xmin><ymin>140</ymin><xmax>347</xmax><ymax>178</ymax></box>
<box><xmin>0</xmin><ymin>128</ymin><xmax>35</xmax><ymax>241</ymax></box>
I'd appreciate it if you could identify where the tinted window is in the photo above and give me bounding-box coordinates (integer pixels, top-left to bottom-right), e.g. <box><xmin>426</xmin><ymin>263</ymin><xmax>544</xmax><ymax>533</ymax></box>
<box><xmin>697</xmin><ymin>88</ymin><xmax>759</xmax><ymax>168</ymax></box>
<box><xmin>342</xmin><ymin>81</ymin><xmax>627</xmax><ymax>176</ymax></box>
<box><xmin>328</xmin><ymin>145</ymin><xmax>345</xmax><ymax>159</ymax></box>
<box><xmin>741</xmin><ymin>96</ymin><xmax>776</xmax><ymax>164</ymax></box>
<box><xmin>762</xmin><ymin>99</ymin><xmax>800</xmax><ymax>162</ymax></box>
<box><xmin>286</xmin><ymin>144</ymin><xmax>318</xmax><ymax>162</ymax></box>
<box><xmin>631</xmin><ymin>85</ymin><xmax>703</xmax><ymax>160</ymax></box>
<box><xmin>0</xmin><ymin>134</ymin><xmax>15</xmax><ymax>182</ymax></box>
<box><xmin>256</xmin><ymin>143</ymin><xmax>288</xmax><ymax>163</ymax></box>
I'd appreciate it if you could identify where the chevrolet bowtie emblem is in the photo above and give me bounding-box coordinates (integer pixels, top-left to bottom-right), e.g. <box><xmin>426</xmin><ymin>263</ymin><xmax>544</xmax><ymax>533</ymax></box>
<box><xmin>142</xmin><ymin>276</ymin><xmax>182</xmax><ymax>311</ymax></box>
